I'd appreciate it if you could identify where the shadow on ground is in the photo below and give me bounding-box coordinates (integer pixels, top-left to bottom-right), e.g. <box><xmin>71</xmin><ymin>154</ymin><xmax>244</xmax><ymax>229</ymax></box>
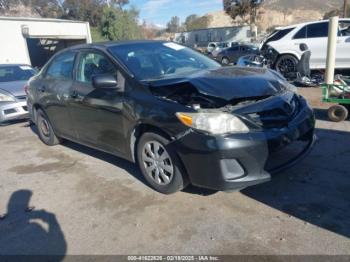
<box><xmin>0</xmin><ymin>190</ymin><xmax>66</xmax><ymax>260</ymax></box>
<box><xmin>242</xmin><ymin>127</ymin><xmax>350</xmax><ymax>239</ymax></box>
<box><xmin>29</xmin><ymin>123</ymin><xmax>216</xmax><ymax>196</ymax></box>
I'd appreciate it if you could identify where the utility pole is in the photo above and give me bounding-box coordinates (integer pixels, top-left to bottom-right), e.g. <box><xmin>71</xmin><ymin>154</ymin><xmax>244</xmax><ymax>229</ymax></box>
<box><xmin>344</xmin><ymin>0</ymin><xmax>348</xmax><ymax>18</ymax></box>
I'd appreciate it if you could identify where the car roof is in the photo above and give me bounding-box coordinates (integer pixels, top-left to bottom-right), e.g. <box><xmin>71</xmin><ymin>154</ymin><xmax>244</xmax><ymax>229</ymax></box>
<box><xmin>275</xmin><ymin>18</ymin><xmax>350</xmax><ymax>30</ymax></box>
<box><xmin>0</xmin><ymin>64</ymin><xmax>33</xmax><ymax>68</ymax></box>
<box><xmin>67</xmin><ymin>40</ymin><xmax>169</xmax><ymax>51</ymax></box>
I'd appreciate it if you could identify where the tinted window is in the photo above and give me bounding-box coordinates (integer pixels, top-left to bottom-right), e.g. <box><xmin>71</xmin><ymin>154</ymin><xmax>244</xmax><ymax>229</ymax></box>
<box><xmin>266</xmin><ymin>28</ymin><xmax>295</xmax><ymax>42</ymax></box>
<box><xmin>340</xmin><ymin>21</ymin><xmax>350</xmax><ymax>36</ymax></box>
<box><xmin>229</xmin><ymin>46</ymin><xmax>239</xmax><ymax>51</ymax></box>
<box><xmin>0</xmin><ymin>65</ymin><xmax>36</xmax><ymax>82</ymax></box>
<box><xmin>294</xmin><ymin>26</ymin><xmax>307</xmax><ymax>39</ymax></box>
<box><xmin>77</xmin><ymin>52</ymin><xmax>117</xmax><ymax>84</ymax></box>
<box><xmin>307</xmin><ymin>22</ymin><xmax>329</xmax><ymax>38</ymax></box>
<box><xmin>46</xmin><ymin>52</ymin><xmax>75</xmax><ymax>79</ymax></box>
<box><xmin>109</xmin><ymin>42</ymin><xmax>220</xmax><ymax>81</ymax></box>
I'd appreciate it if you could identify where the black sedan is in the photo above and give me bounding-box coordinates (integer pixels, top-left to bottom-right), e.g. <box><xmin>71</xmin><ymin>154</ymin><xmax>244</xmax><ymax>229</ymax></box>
<box><xmin>27</xmin><ymin>40</ymin><xmax>315</xmax><ymax>194</ymax></box>
<box><xmin>216</xmin><ymin>44</ymin><xmax>259</xmax><ymax>65</ymax></box>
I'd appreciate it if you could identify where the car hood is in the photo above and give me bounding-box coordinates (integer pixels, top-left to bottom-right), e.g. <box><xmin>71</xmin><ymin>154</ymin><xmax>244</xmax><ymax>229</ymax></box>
<box><xmin>149</xmin><ymin>67</ymin><xmax>293</xmax><ymax>102</ymax></box>
<box><xmin>0</xmin><ymin>81</ymin><xmax>27</xmax><ymax>97</ymax></box>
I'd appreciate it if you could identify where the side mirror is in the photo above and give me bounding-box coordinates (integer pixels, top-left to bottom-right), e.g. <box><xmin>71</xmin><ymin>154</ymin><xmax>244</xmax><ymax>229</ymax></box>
<box><xmin>92</xmin><ymin>75</ymin><xmax>118</xmax><ymax>89</ymax></box>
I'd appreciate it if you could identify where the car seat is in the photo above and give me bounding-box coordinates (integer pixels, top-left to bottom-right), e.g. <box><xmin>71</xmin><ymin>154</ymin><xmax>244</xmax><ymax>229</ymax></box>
<box><xmin>294</xmin><ymin>44</ymin><xmax>317</xmax><ymax>87</ymax></box>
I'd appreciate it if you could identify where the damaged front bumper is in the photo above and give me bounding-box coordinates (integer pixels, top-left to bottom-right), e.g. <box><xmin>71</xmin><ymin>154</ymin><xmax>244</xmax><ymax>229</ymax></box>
<box><xmin>173</xmin><ymin>103</ymin><xmax>316</xmax><ymax>191</ymax></box>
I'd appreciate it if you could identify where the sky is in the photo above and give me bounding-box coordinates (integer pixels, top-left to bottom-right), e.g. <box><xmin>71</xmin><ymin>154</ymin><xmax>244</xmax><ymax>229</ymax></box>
<box><xmin>128</xmin><ymin>0</ymin><xmax>223</xmax><ymax>27</ymax></box>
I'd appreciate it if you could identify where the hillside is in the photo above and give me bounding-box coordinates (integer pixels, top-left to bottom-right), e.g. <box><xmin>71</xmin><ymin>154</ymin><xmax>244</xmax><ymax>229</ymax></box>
<box><xmin>207</xmin><ymin>0</ymin><xmax>345</xmax><ymax>32</ymax></box>
<box><xmin>263</xmin><ymin>0</ymin><xmax>343</xmax><ymax>12</ymax></box>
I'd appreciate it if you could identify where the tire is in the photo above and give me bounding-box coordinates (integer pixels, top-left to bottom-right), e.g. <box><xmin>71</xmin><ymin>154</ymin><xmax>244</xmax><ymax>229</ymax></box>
<box><xmin>36</xmin><ymin>109</ymin><xmax>61</xmax><ymax>146</ymax></box>
<box><xmin>328</xmin><ymin>105</ymin><xmax>348</xmax><ymax>122</ymax></box>
<box><xmin>275</xmin><ymin>54</ymin><xmax>299</xmax><ymax>77</ymax></box>
<box><xmin>221</xmin><ymin>57</ymin><xmax>230</xmax><ymax>65</ymax></box>
<box><xmin>136</xmin><ymin>132</ymin><xmax>189</xmax><ymax>194</ymax></box>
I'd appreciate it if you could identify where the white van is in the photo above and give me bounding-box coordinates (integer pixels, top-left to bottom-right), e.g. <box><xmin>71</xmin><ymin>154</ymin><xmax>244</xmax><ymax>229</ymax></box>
<box><xmin>260</xmin><ymin>19</ymin><xmax>350</xmax><ymax>72</ymax></box>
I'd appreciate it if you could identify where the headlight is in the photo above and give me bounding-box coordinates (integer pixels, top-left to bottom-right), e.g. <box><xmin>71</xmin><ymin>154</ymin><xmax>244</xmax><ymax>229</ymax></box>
<box><xmin>176</xmin><ymin>112</ymin><xmax>249</xmax><ymax>135</ymax></box>
<box><xmin>0</xmin><ymin>92</ymin><xmax>15</xmax><ymax>102</ymax></box>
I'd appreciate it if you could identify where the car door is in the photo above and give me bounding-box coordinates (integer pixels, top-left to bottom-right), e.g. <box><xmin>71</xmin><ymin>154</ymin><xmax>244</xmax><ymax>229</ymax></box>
<box><xmin>337</xmin><ymin>20</ymin><xmax>350</xmax><ymax>68</ymax></box>
<box><xmin>292</xmin><ymin>22</ymin><xmax>328</xmax><ymax>69</ymax></box>
<box><xmin>68</xmin><ymin>50</ymin><xmax>127</xmax><ymax>156</ymax></box>
<box><xmin>39</xmin><ymin>51</ymin><xmax>77</xmax><ymax>139</ymax></box>
<box><xmin>227</xmin><ymin>46</ymin><xmax>239</xmax><ymax>63</ymax></box>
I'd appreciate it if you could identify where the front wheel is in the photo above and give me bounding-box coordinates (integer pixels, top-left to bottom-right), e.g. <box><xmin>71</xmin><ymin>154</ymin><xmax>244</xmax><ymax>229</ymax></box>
<box><xmin>136</xmin><ymin>132</ymin><xmax>189</xmax><ymax>194</ymax></box>
<box><xmin>275</xmin><ymin>55</ymin><xmax>299</xmax><ymax>77</ymax></box>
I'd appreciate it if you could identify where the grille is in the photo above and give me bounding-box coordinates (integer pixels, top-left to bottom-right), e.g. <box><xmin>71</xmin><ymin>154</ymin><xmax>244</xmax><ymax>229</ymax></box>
<box><xmin>4</xmin><ymin>109</ymin><xmax>17</xmax><ymax>115</ymax></box>
<box><xmin>248</xmin><ymin>95</ymin><xmax>300</xmax><ymax>129</ymax></box>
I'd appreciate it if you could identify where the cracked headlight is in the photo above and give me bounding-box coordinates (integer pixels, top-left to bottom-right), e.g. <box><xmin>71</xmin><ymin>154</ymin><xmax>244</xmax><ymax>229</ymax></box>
<box><xmin>0</xmin><ymin>91</ymin><xmax>15</xmax><ymax>102</ymax></box>
<box><xmin>176</xmin><ymin>112</ymin><xmax>249</xmax><ymax>135</ymax></box>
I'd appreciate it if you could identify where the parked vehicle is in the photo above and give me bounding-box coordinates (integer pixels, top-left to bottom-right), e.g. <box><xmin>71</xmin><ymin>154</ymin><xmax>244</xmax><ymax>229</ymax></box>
<box><xmin>207</xmin><ymin>42</ymin><xmax>233</xmax><ymax>54</ymax></box>
<box><xmin>260</xmin><ymin>19</ymin><xmax>350</xmax><ymax>73</ymax></box>
<box><xmin>27</xmin><ymin>41</ymin><xmax>316</xmax><ymax>194</ymax></box>
<box><xmin>216</xmin><ymin>44</ymin><xmax>259</xmax><ymax>65</ymax></box>
<box><xmin>0</xmin><ymin>64</ymin><xmax>36</xmax><ymax>124</ymax></box>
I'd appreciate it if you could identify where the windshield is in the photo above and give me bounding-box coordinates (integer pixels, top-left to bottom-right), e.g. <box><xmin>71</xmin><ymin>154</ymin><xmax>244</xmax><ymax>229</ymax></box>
<box><xmin>108</xmin><ymin>42</ymin><xmax>221</xmax><ymax>81</ymax></box>
<box><xmin>0</xmin><ymin>65</ymin><xmax>36</xmax><ymax>83</ymax></box>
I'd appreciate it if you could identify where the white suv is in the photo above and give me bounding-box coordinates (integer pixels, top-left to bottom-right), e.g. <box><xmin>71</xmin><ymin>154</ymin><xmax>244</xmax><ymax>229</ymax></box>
<box><xmin>260</xmin><ymin>19</ymin><xmax>350</xmax><ymax>73</ymax></box>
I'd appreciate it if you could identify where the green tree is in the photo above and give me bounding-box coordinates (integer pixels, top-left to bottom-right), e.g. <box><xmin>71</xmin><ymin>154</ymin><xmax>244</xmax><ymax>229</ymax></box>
<box><xmin>62</xmin><ymin>0</ymin><xmax>105</xmax><ymax>26</ymax></box>
<box><xmin>184</xmin><ymin>14</ymin><xmax>212</xmax><ymax>31</ymax></box>
<box><xmin>166</xmin><ymin>16</ymin><xmax>180</xmax><ymax>33</ymax></box>
<box><xmin>0</xmin><ymin>0</ymin><xmax>63</xmax><ymax>17</ymax></box>
<box><xmin>100</xmin><ymin>6</ymin><xmax>142</xmax><ymax>41</ymax></box>
<box><xmin>224</xmin><ymin>0</ymin><xmax>263</xmax><ymax>24</ymax></box>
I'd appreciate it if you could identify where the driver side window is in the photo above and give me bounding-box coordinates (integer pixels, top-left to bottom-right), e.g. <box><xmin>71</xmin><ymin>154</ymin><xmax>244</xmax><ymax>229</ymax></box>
<box><xmin>77</xmin><ymin>52</ymin><xmax>117</xmax><ymax>84</ymax></box>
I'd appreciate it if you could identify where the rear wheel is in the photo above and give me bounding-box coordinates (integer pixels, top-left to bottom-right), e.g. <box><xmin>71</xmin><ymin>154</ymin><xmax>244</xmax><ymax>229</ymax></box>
<box><xmin>328</xmin><ymin>104</ymin><xmax>348</xmax><ymax>122</ymax></box>
<box><xmin>36</xmin><ymin>109</ymin><xmax>61</xmax><ymax>146</ymax></box>
<box><xmin>136</xmin><ymin>132</ymin><xmax>189</xmax><ymax>194</ymax></box>
<box><xmin>221</xmin><ymin>57</ymin><xmax>230</xmax><ymax>65</ymax></box>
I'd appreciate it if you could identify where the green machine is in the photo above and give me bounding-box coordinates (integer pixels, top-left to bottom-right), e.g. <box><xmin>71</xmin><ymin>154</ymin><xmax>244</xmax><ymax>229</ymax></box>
<box><xmin>322</xmin><ymin>77</ymin><xmax>350</xmax><ymax>122</ymax></box>
<box><xmin>321</xmin><ymin>16</ymin><xmax>350</xmax><ymax>122</ymax></box>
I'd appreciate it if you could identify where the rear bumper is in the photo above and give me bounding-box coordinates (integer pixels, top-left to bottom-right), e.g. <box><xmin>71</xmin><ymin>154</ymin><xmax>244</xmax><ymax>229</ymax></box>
<box><xmin>173</xmin><ymin>104</ymin><xmax>316</xmax><ymax>191</ymax></box>
<box><xmin>0</xmin><ymin>101</ymin><xmax>29</xmax><ymax>123</ymax></box>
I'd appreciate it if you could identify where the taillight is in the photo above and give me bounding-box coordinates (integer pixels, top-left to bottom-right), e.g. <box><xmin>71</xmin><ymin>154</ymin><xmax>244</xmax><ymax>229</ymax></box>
<box><xmin>24</xmin><ymin>84</ymin><xmax>29</xmax><ymax>95</ymax></box>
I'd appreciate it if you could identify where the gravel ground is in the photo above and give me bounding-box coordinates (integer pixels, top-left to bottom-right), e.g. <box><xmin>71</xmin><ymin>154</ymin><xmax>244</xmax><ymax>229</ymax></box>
<box><xmin>0</xmin><ymin>88</ymin><xmax>349</xmax><ymax>256</ymax></box>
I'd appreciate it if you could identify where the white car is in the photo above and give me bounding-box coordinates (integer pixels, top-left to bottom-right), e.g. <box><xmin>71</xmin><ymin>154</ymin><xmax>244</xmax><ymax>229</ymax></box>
<box><xmin>260</xmin><ymin>19</ymin><xmax>350</xmax><ymax>73</ymax></box>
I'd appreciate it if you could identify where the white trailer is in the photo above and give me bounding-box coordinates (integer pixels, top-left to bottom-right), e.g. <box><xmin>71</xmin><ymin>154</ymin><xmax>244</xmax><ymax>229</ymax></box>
<box><xmin>0</xmin><ymin>17</ymin><xmax>92</xmax><ymax>68</ymax></box>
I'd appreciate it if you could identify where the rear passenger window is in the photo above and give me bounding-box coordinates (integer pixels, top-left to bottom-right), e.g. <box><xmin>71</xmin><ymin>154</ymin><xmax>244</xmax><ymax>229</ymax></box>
<box><xmin>46</xmin><ymin>52</ymin><xmax>75</xmax><ymax>80</ymax></box>
<box><xmin>307</xmin><ymin>22</ymin><xmax>329</xmax><ymax>38</ymax></box>
<box><xmin>267</xmin><ymin>28</ymin><xmax>295</xmax><ymax>42</ymax></box>
<box><xmin>294</xmin><ymin>26</ymin><xmax>307</xmax><ymax>39</ymax></box>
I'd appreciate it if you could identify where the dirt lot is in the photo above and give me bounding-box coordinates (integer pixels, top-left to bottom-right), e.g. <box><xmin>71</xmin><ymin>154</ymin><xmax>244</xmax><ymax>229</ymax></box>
<box><xmin>0</xmin><ymin>88</ymin><xmax>350</xmax><ymax>255</ymax></box>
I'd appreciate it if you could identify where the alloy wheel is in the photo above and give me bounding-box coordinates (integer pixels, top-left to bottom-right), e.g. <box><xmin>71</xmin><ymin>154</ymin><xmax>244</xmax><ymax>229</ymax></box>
<box><xmin>276</xmin><ymin>57</ymin><xmax>297</xmax><ymax>74</ymax></box>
